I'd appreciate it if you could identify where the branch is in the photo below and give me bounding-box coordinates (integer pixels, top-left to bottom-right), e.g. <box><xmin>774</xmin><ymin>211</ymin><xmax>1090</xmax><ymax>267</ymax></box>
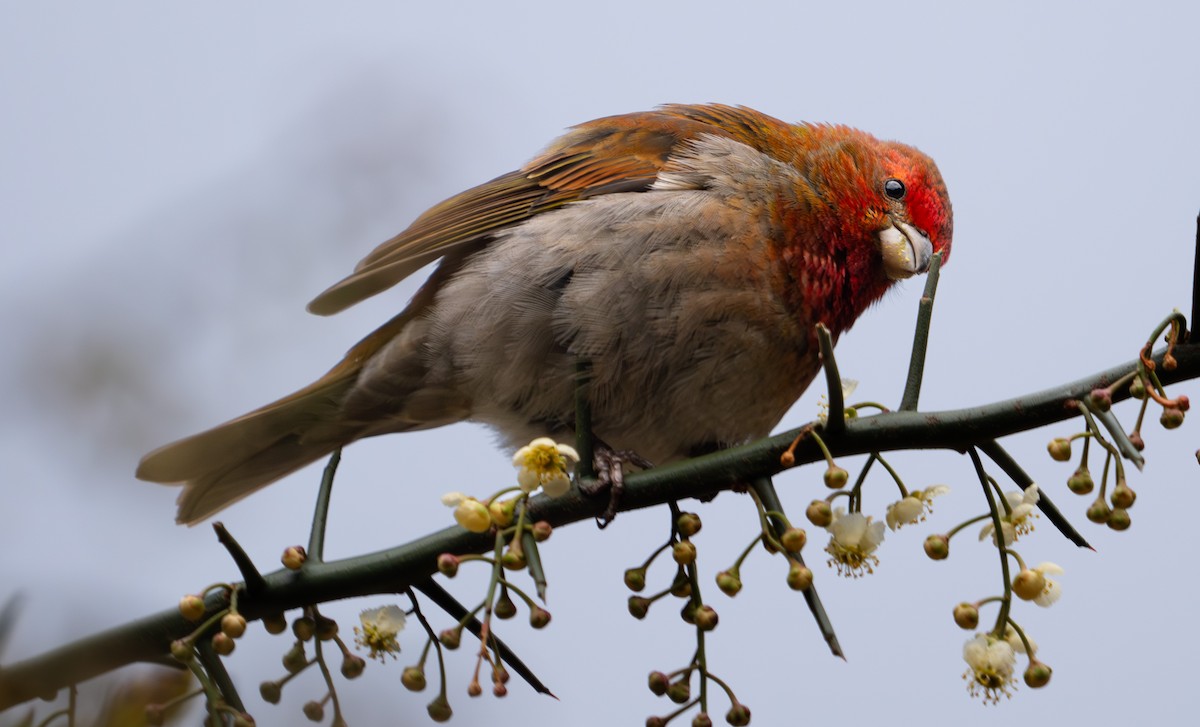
<box><xmin>2</xmin><ymin>342</ymin><xmax>1197</xmax><ymax>709</ymax></box>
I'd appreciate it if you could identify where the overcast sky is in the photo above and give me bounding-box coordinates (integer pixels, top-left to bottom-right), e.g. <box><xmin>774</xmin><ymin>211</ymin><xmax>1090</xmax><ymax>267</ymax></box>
<box><xmin>3</xmin><ymin>2</ymin><xmax>1199</xmax><ymax>725</ymax></box>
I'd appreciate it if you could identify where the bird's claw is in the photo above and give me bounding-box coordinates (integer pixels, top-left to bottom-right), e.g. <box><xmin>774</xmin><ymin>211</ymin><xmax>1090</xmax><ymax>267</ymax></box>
<box><xmin>580</xmin><ymin>445</ymin><xmax>653</xmax><ymax>527</ymax></box>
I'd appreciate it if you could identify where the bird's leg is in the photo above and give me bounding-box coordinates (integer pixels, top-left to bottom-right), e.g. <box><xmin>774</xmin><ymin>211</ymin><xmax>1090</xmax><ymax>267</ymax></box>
<box><xmin>580</xmin><ymin>440</ymin><xmax>653</xmax><ymax>527</ymax></box>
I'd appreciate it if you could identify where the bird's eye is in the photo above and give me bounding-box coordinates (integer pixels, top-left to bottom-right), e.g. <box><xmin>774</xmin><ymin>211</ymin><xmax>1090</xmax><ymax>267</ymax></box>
<box><xmin>883</xmin><ymin>178</ymin><xmax>906</xmax><ymax>200</ymax></box>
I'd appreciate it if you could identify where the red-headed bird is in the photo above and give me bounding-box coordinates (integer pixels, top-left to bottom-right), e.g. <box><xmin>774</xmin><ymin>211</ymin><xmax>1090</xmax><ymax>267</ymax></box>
<box><xmin>137</xmin><ymin>104</ymin><xmax>953</xmax><ymax>525</ymax></box>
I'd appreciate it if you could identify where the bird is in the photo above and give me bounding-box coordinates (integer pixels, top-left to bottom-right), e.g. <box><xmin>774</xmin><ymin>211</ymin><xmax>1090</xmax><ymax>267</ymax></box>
<box><xmin>136</xmin><ymin>103</ymin><xmax>953</xmax><ymax>525</ymax></box>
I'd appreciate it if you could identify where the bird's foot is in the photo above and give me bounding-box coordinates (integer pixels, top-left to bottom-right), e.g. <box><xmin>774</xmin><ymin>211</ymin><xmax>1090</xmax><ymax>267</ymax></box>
<box><xmin>580</xmin><ymin>444</ymin><xmax>653</xmax><ymax>528</ymax></box>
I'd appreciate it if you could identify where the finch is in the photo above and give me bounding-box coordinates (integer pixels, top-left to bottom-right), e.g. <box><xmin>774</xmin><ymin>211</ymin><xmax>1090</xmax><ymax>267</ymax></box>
<box><xmin>137</xmin><ymin>104</ymin><xmax>953</xmax><ymax>525</ymax></box>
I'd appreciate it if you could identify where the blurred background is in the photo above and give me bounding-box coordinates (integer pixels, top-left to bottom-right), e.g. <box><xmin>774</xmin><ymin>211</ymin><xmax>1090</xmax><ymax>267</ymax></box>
<box><xmin>2</xmin><ymin>1</ymin><xmax>1198</xmax><ymax>724</ymax></box>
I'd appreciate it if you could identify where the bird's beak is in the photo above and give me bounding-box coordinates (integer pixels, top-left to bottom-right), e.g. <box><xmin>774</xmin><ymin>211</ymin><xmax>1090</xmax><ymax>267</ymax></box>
<box><xmin>878</xmin><ymin>221</ymin><xmax>933</xmax><ymax>280</ymax></box>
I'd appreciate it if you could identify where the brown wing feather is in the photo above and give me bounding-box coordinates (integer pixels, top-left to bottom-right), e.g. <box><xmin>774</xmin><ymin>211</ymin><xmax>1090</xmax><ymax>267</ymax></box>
<box><xmin>306</xmin><ymin>104</ymin><xmax>796</xmax><ymax>316</ymax></box>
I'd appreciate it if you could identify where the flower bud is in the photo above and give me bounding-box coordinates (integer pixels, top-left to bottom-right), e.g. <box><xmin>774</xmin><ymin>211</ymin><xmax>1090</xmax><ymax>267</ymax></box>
<box><xmin>952</xmin><ymin>602</ymin><xmax>979</xmax><ymax>630</ymax></box>
<box><xmin>178</xmin><ymin>595</ymin><xmax>205</xmax><ymax>622</ymax></box>
<box><xmin>1177</xmin><ymin>394</ymin><xmax>1190</xmax><ymax>411</ymax></box>
<box><xmin>725</xmin><ymin>702</ymin><xmax>751</xmax><ymax>726</ymax></box>
<box><xmin>693</xmin><ymin>713</ymin><xmax>714</xmax><ymax>727</ymax></box>
<box><xmin>1128</xmin><ymin>430</ymin><xmax>1145</xmax><ymax>451</ymax></box>
<box><xmin>221</xmin><ymin>613</ymin><xmax>247</xmax><ymax>639</ymax></box>
<box><xmin>341</xmin><ymin>654</ymin><xmax>366</xmax><ymax>679</ymax></box>
<box><xmin>1110</xmin><ymin>481</ymin><xmax>1136</xmax><ymax>509</ymax></box>
<box><xmin>494</xmin><ymin>589</ymin><xmax>517</xmax><ymax>619</ymax></box>
<box><xmin>785</xmin><ymin>563</ymin><xmax>813</xmax><ymax>591</ymax></box>
<box><xmin>259</xmin><ymin>681</ymin><xmax>282</xmax><ymax>704</ymax></box>
<box><xmin>169</xmin><ymin>639</ymin><xmax>193</xmax><ymax>662</ymax></box>
<box><xmin>211</xmin><ymin>632</ymin><xmax>235</xmax><ymax>656</ymax></box>
<box><xmin>531</xmin><ymin>520</ymin><xmax>553</xmax><ymax>542</ymax></box>
<box><xmin>667</xmin><ymin>680</ymin><xmax>691</xmax><ymax>704</ymax></box>
<box><xmin>647</xmin><ymin>671</ymin><xmax>670</xmax><ymax>695</ymax></box>
<box><xmin>402</xmin><ymin>666</ymin><xmax>427</xmax><ymax>692</ymax></box>
<box><xmin>824</xmin><ymin>465</ymin><xmax>849</xmax><ymax>489</ymax></box>
<box><xmin>1164</xmin><ymin>352</ymin><xmax>1179</xmax><ymax>371</ymax></box>
<box><xmin>780</xmin><ymin>527</ymin><xmax>807</xmax><ymax>552</ymax></box>
<box><xmin>262</xmin><ymin>613</ymin><xmax>287</xmax><ymax>635</ymax></box>
<box><xmin>1107</xmin><ymin>507</ymin><xmax>1132</xmax><ymax>531</ymax></box>
<box><xmin>647</xmin><ymin>717</ymin><xmax>668</xmax><ymax>727</ymax></box>
<box><xmin>624</xmin><ymin>567</ymin><xmax>647</xmax><ymax>592</ymax></box>
<box><xmin>292</xmin><ymin>616</ymin><xmax>316</xmax><ymax>642</ymax></box>
<box><xmin>233</xmin><ymin>713</ymin><xmax>255</xmax><ymax>727</ymax></box>
<box><xmin>1024</xmin><ymin>661</ymin><xmax>1053</xmax><ymax>688</ymax></box>
<box><xmin>529</xmin><ymin>607</ymin><xmax>552</xmax><ymax>629</ymax></box>
<box><xmin>670</xmin><ymin>574</ymin><xmax>693</xmax><ymax>598</ymax></box>
<box><xmin>677</xmin><ymin>512</ymin><xmax>702</xmax><ymax>537</ymax></box>
<box><xmin>282</xmin><ymin>642</ymin><xmax>307</xmax><ymax>673</ymax></box>
<box><xmin>1047</xmin><ymin>437</ymin><xmax>1072</xmax><ymax>462</ymax></box>
<box><xmin>467</xmin><ymin>680</ymin><xmax>483</xmax><ymax>697</ymax></box>
<box><xmin>680</xmin><ymin>602</ymin><xmax>697</xmax><ymax>625</ymax></box>
<box><xmin>1088</xmin><ymin>388</ymin><xmax>1112</xmax><ymax>412</ymax></box>
<box><xmin>439</xmin><ymin>628</ymin><xmax>462</xmax><ymax>649</ymax></box>
<box><xmin>281</xmin><ymin>545</ymin><xmax>307</xmax><ymax>570</ymax></box>
<box><xmin>1086</xmin><ymin>498</ymin><xmax>1112</xmax><ymax>524</ymax></box>
<box><xmin>488</xmin><ymin>498</ymin><xmax>516</xmax><ymax>528</ymax></box>
<box><xmin>501</xmin><ymin>545</ymin><xmax>526</xmax><ymax>571</ymax></box>
<box><xmin>426</xmin><ymin>695</ymin><xmax>453</xmax><ymax>723</ymax></box>
<box><xmin>672</xmin><ymin>540</ymin><xmax>697</xmax><ymax>566</ymax></box>
<box><xmin>436</xmin><ymin>553</ymin><xmax>460</xmax><ymax>577</ymax></box>
<box><xmin>303</xmin><ymin>700</ymin><xmax>324</xmax><ymax>722</ymax></box>
<box><xmin>694</xmin><ymin>605</ymin><xmax>719</xmax><ymax>631</ymax></box>
<box><xmin>1129</xmin><ymin>377</ymin><xmax>1146</xmax><ymax>399</ymax></box>
<box><xmin>1161</xmin><ymin>406</ymin><xmax>1185</xmax><ymax>429</ymax></box>
<box><xmin>628</xmin><ymin>596</ymin><xmax>651</xmax><ymax>619</ymax></box>
<box><xmin>716</xmin><ymin>570</ymin><xmax>743</xmax><ymax>597</ymax></box>
<box><xmin>454</xmin><ymin>498</ymin><xmax>492</xmax><ymax>533</ymax></box>
<box><xmin>806</xmin><ymin>500</ymin><xmax>833</xmax><ymax>527</ymax></box>
<box><xmin>1067</xmin><ymin>466</ymin><xmax>1094</xmax><ymax>495</ymax></box>
<box><xmin>1012</xmin><ymin>569</ymin><xmax>1047</xmax><ymax>601</ymax></box>
<box><xmin>492</xmin><ymin>682</ymin><xmax>508</xmax><ymax>698</ymax></box>
<box><xmin>923</xmin><ymin>534</ymin><xmax>950</xmax><ymax>561</ymax></box>
<box><xmin>493</xmin><ymin>665</ymin><xmax>510</xmax><ymax>684</ymax></box>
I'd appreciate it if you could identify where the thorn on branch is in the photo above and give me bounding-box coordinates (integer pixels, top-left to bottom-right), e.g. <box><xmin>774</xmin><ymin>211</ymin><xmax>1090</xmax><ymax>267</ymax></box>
<box><xmin>212</xmin><ymin>523</ymin><xmax>266</xmax><ymax>595</ymax></box>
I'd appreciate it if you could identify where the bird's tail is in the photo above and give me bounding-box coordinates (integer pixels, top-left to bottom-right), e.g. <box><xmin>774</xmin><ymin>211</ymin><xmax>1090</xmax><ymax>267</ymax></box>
<box><xmin>137</xmin><ymin>311</ymin><xmax>420</xmax><ymax>525</ymax></box>
<box><xmin>137</xmin><ymin>370</ymin><xmax>363</xmax><ymax>525</ymax></box>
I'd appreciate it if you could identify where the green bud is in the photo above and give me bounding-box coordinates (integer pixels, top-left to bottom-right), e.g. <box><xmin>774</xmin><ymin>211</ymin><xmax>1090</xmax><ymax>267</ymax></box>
<box><xmin>1024</xmin><ymin>661</ymin><xmax>1053</xmax><ymax>688</ymax></box>
<box><xmin>624</xmin><ymin>567</ymin><xmax>647</xmax><ymax>592</ymax></box>
<box><xmin>677</xmin><ymin>512</ymin><xmax>703</xmax><ymax>537</ymax></box>
<box><xmin>953</xmin><ymin>602</ymin><xmax>979</xmax><ymax>630</ymax></box>
<box><xmin>402</xmin><ymin>666</ymin><xmax>427</xmax><ymax>692</ymax></box>
<box><xmin>1047</xmin><ymin>437</ymin><xmax>1072</xmax><ymax>462</ymax></box>
<box><xmin>1067</xmin><ymin>466</ymin><xmax>1094</xmax><ymax>495</ymax></box>
<box><xmin>716</xmin><ymin>570</ymin><xmax>743</xmax><ymax>597</ymax></box>
<box><xmin>824</xmin><ymin>465</ymin><xmax>849</xmax><ymax>489</ymax></box>
<box><xmin>806</xmin><ymin>500</ymin><xmax>833</xmax><ymax>527</ymax></box>
<box><xmin>923</xmin><ymin>534</ymin><xmax>950</xmax><ymax>560</ymax></box>
<box><xmin>780</xmin><ymin>527</ymin><xmax>807</xmax><ymax>552</ymax></box>
<box><xmin>672</xmin><ymin>540</ymin><xmax>697</xmax><ymax>566</ymax></box>
<box><xmin>1107</xmin><ymin>507</ymin><xmax>1132</xmax><ymax>531</ymax></box>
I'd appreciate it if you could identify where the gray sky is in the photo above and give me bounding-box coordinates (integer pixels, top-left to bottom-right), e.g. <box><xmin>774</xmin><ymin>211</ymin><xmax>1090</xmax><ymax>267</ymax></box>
<box><xmin>2</xmin><ymin>1</ymin><xmax>1198</xmax><ymax>725</ymax></box>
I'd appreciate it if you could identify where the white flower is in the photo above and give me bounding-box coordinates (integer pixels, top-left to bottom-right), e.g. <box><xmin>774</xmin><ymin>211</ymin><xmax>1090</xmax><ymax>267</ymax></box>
<box><xmin>979</xmin><ymin>484</ymin><xmax>1040</xmax><ymax>545</ymax></box>
<box><xmin>1031</xmin><ymin>562</ymin><xmax>1064</xmax><ymax>607</ymax></box>
<box><xmin>440</xmin><ymin>491</ymin><xmax>467</xmax><ymax>507</ymax></box>
<box><xmin>512</xmin><ymin>438</ymin><xmax>580</xmax><ymax>497</ymax></box>
<box><xmin>824</xmin><ymin>508</ymin><xmax>886</xmax><ymax>577</ymax></box>
<box><xmin>962</xmin><ymin>633</ymin><xmax>1017</xmax><ymax>704</ymax></box>
<box><xmin>354</xmin><ymin>604</ymin><xmax>406</xmax><ymax>661</ymax></box>
<box><xmin>885</xmin><ymin>485</ymin><xmax>950</xmax><ymax>530</ymax></box>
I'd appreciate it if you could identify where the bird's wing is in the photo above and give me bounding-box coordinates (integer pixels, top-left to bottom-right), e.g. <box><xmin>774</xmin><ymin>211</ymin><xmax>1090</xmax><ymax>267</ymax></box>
<box><xmin>306</xmin><ymin>104</ymin><xmax>791</xmax><ymax>315</ymax></box>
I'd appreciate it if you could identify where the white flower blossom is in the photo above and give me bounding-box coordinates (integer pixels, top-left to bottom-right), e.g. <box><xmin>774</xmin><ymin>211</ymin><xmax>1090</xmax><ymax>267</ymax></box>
<box><xmin>979</xmin><ymin>484</ymin><xmax>1040</xmax><ymax>545</ymax></box>
<box><xmin>355</xmin><ymin>604</ymin><xmax>406</xmax><ymax>661</ymax></box>
<box><xmin>816</xmin><ymin>379</ymin><xmax>859</xmax><ymax>424</ymax></box>
<box><xmin>1031</xmin><ymin>562</ymin><xmax>1064</xmax><ymax>607</ymax></box>
<box><xmin>885</xmin><ymin>485</ymin><xmax>950</xmax><ymax>530</ymax></box>
<box><xmin>512</xmin><ymin>438</ymin><xmax>579</xmax><ymax>497</ymax></box>
<box><xmin>824</xmin><ymin>507</ymin><xmax>886</xmax><ymax>577</ymax></box>
<box><xmin>962</xmin><ymin>633</ymin><xmax>1017</xmax><ymax>704</ymax></box>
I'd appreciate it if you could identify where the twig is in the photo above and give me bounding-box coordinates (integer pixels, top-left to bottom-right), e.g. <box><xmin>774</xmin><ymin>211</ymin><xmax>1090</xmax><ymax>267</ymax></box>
<box><xmin>308</xmin><ymin>449</ymin><xmax>342</xmax><ymax>564</ymax></box>
<box><xmin>900</xmin><ymin>252</ymin><xmax>943</xmax><ymax>411</ymax></box>
<box><xmin>749</xmin><ymin>477</ymin><xmax>843</xmax><ymax>659</ymax></box>
<box><xmin>816</xmin><ymin>324</ymin><xmax>845</xmax><ymax>436</ymax></box>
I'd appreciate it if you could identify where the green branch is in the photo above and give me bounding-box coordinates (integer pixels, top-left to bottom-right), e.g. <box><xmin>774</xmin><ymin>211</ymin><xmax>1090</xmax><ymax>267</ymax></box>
<box><xmin>2</xmin><ymin>342</ymin><xmax>1197</xmax><ymax>709</ymax></box>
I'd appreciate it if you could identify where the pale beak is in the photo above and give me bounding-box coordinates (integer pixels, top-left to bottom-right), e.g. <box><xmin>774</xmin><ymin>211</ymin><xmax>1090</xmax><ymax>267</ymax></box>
<box><xmin>878</xmin><ymin>221</ymin><xmax>933</xmax><ymax>280</ymax></box>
